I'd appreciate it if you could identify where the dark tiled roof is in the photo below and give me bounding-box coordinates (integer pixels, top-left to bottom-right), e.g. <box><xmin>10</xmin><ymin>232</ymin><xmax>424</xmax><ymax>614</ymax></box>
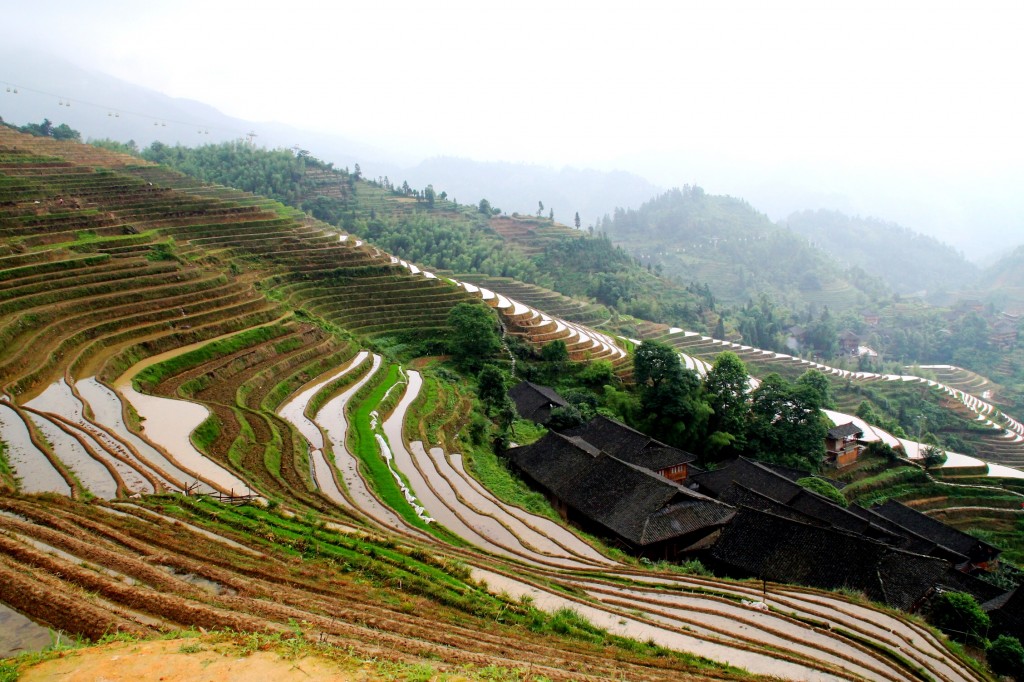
<box><xmin>938</xmin><ymin>568</ymin><xmax>1006</xmax><ymax>604</ymax></box>
<box><xmin>848</xmin><ymin>504</ymin><xmax>962</xmax><ymax>560</ymax></box>
<box><xmin>563</xmin><ymin>415</ymin><xmax>696</xmax><ymax>471</ymax></box>
<box><xmin>983</xmin><ymin>588</ymin><xmax>1024</xmax><ymax>641</ymax></box>
<box><xmin>507</xmin><ymin>432</ymin><xmax>733</xmax><ymax>547</ymax></box>
<box><xmin>718</xmin><ymin>483</ymin><xmax>829</xmax><ymax>526</ymax></box>
<box><xmin>871</xmin><ymin>501</ymin><xmax>1000</xmax><ymax>563</ymax></box>
<box><xmin>508</xmin><ymin>381</ymin><xmax>567</xmax><ymax>423</ymax></box>
<box><xmin>828</xmin><ymin>422</ymin><xmax>863</xmax><ymax>440</ymax></box>
<box><xmin>711</xmin><ymin>507</ymin><xmax>950</xmax><ymax>610</ymax></box>
<box><xmin>692</xmin><ymin>458</ymin><xmax>897</xmax><ymax>540</ymax></box>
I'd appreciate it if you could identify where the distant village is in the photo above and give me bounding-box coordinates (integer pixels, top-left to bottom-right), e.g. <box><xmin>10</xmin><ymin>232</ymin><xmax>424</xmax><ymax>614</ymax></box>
<box><xmin>506</xmin><ymin>380</ymin><xmax>1022</xmax><ymax>639</ymax></box>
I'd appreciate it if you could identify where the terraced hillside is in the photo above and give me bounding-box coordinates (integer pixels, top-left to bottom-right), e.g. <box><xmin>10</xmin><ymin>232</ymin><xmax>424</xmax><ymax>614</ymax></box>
<box><xmin>0</xmin><ymin>128</ymin><xmax>996</xmax><ymax>681</ymax></box>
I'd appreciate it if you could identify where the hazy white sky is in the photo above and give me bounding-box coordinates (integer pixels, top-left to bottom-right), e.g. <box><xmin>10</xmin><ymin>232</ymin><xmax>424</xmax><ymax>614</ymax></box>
<box><xmin>5</xmin><ymin>0</ymin><xmax>1024</xmax><ymax>253</ymax></box>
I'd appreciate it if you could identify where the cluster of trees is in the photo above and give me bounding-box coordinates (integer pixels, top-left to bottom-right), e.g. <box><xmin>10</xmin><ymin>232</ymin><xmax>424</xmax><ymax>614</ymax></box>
<box><xmin>5</xmin><ymin>117</ymin><xmax>80</xmax><ymax>141</ymax></box>
<box><xmin>141</xmin><ymin>141</ymin><xmax>348</xmax><ymax>208</ymax></box>
<box><xmin>359</xmin><ymin>212</ymin><xmax>542</xmax><ymax>283</ymax></box>
<box><xmin>621</xmin><ymin>343</ymin><xmax>831</xmax><ymax>470</ymax></box>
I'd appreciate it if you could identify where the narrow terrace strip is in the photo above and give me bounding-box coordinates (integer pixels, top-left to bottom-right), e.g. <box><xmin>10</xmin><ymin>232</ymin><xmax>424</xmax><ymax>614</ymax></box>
<box><xmin>313</xmin><ymin>354</ymin><xmax>412</xmax><ymax>533</ymax></box>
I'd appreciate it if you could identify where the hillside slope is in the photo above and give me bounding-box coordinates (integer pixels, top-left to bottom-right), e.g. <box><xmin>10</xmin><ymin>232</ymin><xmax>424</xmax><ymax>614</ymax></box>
<box><xmin>786</xmin><ymin>209</ymin><xmax>978</xmax><ymax>299</ymax></box>
<box><xmin>0</xmin><ymin>128</ymin><xmax>991</xmax><ymax>682</ymax></box>
<box><xmin>599</xmin><ymin>187</ymin><xmax>889</xmax><ymax>311</ymax></box>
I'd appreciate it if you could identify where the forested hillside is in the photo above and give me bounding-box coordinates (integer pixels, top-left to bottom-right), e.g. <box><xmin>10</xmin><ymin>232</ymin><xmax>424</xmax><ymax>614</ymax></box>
<box><xmin>786</xmin><ymin>209</ymin><xmax>978</xmax><ymax>299</ymax></box>
<box><xmin>598</xmin><ymin>186</ymin><xmax>889</xmax><ymax>312</ymax></box>
<box><xmin>133</xmin><ymin>141</ymin><xmax>715</xmax><ymax>331</ymax></box>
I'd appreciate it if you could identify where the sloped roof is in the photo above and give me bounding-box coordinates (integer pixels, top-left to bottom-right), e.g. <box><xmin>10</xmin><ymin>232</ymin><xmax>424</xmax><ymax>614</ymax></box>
<box><xmin>828</xmin><ymin>422</ymin><xmax>864</xmax><ymax>440</ymax></box>
<box><xmin>711</xmin><ymin>507</ymin><xmax>950</xmax><ymax>610</ymax></box>
<box><xmin>507</xmin><ymin>432</ymin><xmax>733</xmax><ymax>547</ymax></box>
<box><xmin>508</xmin><ymin>381</ymin><xmax>567</xmax><ymax>422</ymax></box>
<box><xmin>692</xmin><ymin>458</ymin><xmax>896</xmax><ymax>540</ymax></box>
<box><xmin>871</xmin><ymin>500</ymin><xmax>1000</xmax><ymax>562</ymax></box>
<box><xmin>847</xmin><ymin>504</ymin><xmax>964</xmax><ymax>561</ymax></box>
<box><xmin>563</xmin><ymin>415</ymin><xmax>696</xmax><ymax>471</ymax></box>
<box><xmin>982</xmin><ymin>588</ymin><xmax>1024</xmax><ymax>641</ymax></box>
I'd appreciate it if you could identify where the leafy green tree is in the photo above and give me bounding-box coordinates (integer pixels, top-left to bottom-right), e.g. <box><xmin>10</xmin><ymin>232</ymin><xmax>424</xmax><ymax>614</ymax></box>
<box><xmin>541</xmin><ymin>339</ymin><xmax>569</xmax><ymax>364</ymax></box>
<box><xmin>634</xmin><ymin>340</ymin><xmax>681</xmax><ymax>390</ymax></box>
<box><xmin>578</xmin><ymin>359</ymin><xmax>614</xmax><ymax>388</ymax></box>
<box><xmin>51</xmin><ymin>123</ymin><xmax>81</xmax><ymax>141</ymax></box>
<box><xmin>479</xmin><ymin>198</ymin><xmax>492</xmax><ymax>215</ymax></box>
<box><xmin>424</xmin><ymin>184</ymin><xmax>436</xmax><ymax>207</ymax></box>
<box><xmin>633</xmin><ymin>340</ymin><xmax>711</xmax><ymax>448</ymax></box>
<box><xmin>548</xmin><ymin>404</ymin><xmax>585</xmax><ymax>430</ymax></box>
<box><xmin>447</xmin><ymin>302</ymin><xmax>502</xmax><ymax>372</ymax></box>
<box><xmin>805</xmin><ymin>307</ymin><xmax>839</xmax><ymax>357</ymax></box>
<box><xmin>574</xmin><ymin>211</ymin><xmax>581</xmax><ymax>229</ymax></box>
<box><xmin>747</xmin><ymin>373</ymin><xmax>828</xmax><ymax>471</ymax></box>
<box><xmin>477</xmin><ymin>365</ymin><xmax>509</xmax><ymax>411</ymax></box>
<box><xmin>987</xmin><ymin>635</ymin><xmax>1024</xmax><ymax>679</ymax></box>
<box><xmin>929</xmin><ymin>591</ymin><xmax>990</xmax><ymax>645</ymax></box>
<box><xmin>703</xmin><ymin>351</ymin><xmax>749</xmax><ymax>459</ymax></box>
<box><xmin>796</xmin><ymin>369</ymin><xmax>835</xmax><ymax>409</ymax></box>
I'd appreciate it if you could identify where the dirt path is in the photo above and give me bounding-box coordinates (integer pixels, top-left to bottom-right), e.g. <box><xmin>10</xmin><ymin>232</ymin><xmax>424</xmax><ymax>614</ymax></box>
<box><xmin>16</xmin><ymin>638</ymin><xmax>363</xmax><ymax>682</ymax></box>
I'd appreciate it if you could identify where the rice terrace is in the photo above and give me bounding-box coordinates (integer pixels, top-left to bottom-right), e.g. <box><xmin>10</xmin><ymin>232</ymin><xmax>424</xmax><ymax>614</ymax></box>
<box><xmin>1</xmin><ymin>125</ymin><xmax>1023</xmax><ymax>682</ymax></box>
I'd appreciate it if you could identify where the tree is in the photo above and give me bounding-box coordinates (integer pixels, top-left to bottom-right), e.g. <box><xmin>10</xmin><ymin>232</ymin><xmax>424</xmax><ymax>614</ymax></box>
<box><xmin>478</xmin><ymin>198</ymin><xmax>492</xmax><ymax>215</ymax></box>
<box><xmin>446</xmin><ymin>302</ymin><xmax>502</xmax><ymax>372</ymax></box>
<box><xmin>548</xmin><ymin>208</ymin><xmax>554</xmax><ymax>221</ymax></box>
<box><xmin>548</xmin><ymin>404</ymin><xmax>585</xmax><ymax>430</ymax></box>
<box><xmin>574</xmin><ymin>212</ymin><xmax>581</xmax><ymax>229</ymax></box>
<box><xmin>633</xmin><ymin>340</ymin><xmax>710</xmax><ymax>448</ymax></box>
<box><xmin>51</xmin><ymin>123</ymin><xmax>80</xmax><ymax>141</ymax></box>
<box><xmin>541</xmin><ymin>339</ymin><xmax>569</xmax><ymax>364</ymax></box>
<box><xmin>796</xmin><ymin>369</ymin><xmax>835</xmax><ymax>409</ymax></box>
<box><xmin>987</xmin><ymin>635</ymin><xmax>1024</xmax><ymax>679</ymax></box>
<box><xmin>928</xmin><ymin>591</ymin><xmax>990</xmax><ymax>645</ymax></box>
<box><xmin>747</xmin><ymin>373</ymin><xmax>828</xmax><ymax>471</ymax></box>
<box><xmin>477</xmin><ymin>365</ymin><xmax>509</xmax><ymax>410</ymax></box>
<box><xmin>537</xmin><ymin>201</ymin><xmax>544</xmax><ymax>218</ymax></box>
<box><xmin>424</xmin><ymin>184</ymin><xmax>436</xmax><ymax>207</ymax></box>
<box><xmin>703</xmin><ymin>351</ymin><xmax>749</xmax><ymax>459</ymax></box>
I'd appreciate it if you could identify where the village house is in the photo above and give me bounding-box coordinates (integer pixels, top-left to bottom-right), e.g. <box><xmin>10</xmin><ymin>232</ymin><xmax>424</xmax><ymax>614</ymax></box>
<box><xmin>506</xmin><ymin>431</ymin><xmax>734</xmax><ymax>560</ymax></box>
<box><xmin>508</xmin><ymin>380</ymin><xmax>568</xmax><ymax>425</ymax></box>
<box><xmin>563</xmin><ymin>415</ymin><xmax>696</xmax><ymax>482</ymax></box>
<box><xmin>826</xmin><ymin>422</ymin><xmax>864</xmax><ymax>468</ymax></box>
<box><xmin>838</xmin><ymin>329</ymin><xmax>860</xmax><ymax>355</ymax></box>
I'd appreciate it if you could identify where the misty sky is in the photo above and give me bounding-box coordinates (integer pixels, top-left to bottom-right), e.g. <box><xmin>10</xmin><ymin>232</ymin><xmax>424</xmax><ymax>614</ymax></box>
<box><xmin>4</xmin><ymin>0</ymin><xmax>1023</xmax><ymax>256</ymax></box>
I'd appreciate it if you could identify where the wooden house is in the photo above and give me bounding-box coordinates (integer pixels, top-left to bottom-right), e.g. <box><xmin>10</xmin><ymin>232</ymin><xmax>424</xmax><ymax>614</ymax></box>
<box><xmin>506</xmin><ymin>432</ymin><xmax>734</xmax><ymax>560</ymax></box>
<box><xmin>508</xmin><ymin>380</ymin><xmax>568</xmax><ymax>425</ymax></box>
<box><xmin>563</xmin><ymin>415</ymin><xmax>697</xmax><ymax>482</ymax></box>
<box><xmin>826</xmin><ymin>422</ymin><xmax>864</xmax><ymax>468</ymax></box>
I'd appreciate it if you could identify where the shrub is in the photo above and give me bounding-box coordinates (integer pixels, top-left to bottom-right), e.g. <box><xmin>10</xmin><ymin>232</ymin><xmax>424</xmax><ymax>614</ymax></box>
<box><xmin>988</xmin><ymin>635</ymin><xmax>1024</xmax><ymax>679</ymax></box>
<box><xmin>929</xmin><ymin>591</ymin><xmax>990</xmax><ymax>645</ymax></box>
<box><xmin>796</xmin><ymin>477</ymin><xmax>848</xmax><ymax>507</ymax></box>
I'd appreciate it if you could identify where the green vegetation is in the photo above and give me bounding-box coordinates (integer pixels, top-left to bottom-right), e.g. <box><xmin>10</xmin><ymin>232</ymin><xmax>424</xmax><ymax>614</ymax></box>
<box><xmin>987</xmin><ymin>635</ymin><xmax>1024</xmax><ymax>680</ymax></box>
<box><xmin>927</xmin><ymin>591</ymin><xmax>990</xmax><ymax>646</ymax></box>
<box><xmin>796</xmin><ymin>477</ymin><xmax>848</xmax><ymax>507</ymax></box>
<box><xmin>4</xmin><ymin>117</ymin><xmax>81</xmax><ymax>141</ymax></box>
<box><xmin>0</xmin><ymin>440</ymin><xmax>14</xmax><ymax>492</ymax></box>
<box><xmin>447</xmin><ymin>302</ymin><xmax>502</xmax><ymax>372</ymax></box>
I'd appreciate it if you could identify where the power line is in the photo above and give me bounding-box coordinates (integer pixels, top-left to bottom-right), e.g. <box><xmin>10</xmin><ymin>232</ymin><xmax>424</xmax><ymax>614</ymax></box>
<box><xmin>0</xmin><ymin>78</ymin><xmax>250</xmax><ymax>139</ymax></box>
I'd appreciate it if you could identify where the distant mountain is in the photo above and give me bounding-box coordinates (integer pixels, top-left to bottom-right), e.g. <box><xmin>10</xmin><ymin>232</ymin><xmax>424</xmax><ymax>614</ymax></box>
<box><xmin>397</xmin><ymin>157</ymin><xmax>661</xmax><ymax>232</ymax></box>
<box><xmin>785</xmin><ymin>209</ymin><xmax>978</xmax><ymax>299</ymax></box>
<box><xmin>599</xmin><ymin>187</ymin><xmax>888</xmax><ymax>312</ymax></box>
<box><xmin>0</xmin><ymin>48</ymin><xmax>402</xmax><ymax>173</ymax></box>
<box><xmin>974</xmin><ymin>245</ymin><xmax>1024</xmax><ymax>314</ymax></box>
